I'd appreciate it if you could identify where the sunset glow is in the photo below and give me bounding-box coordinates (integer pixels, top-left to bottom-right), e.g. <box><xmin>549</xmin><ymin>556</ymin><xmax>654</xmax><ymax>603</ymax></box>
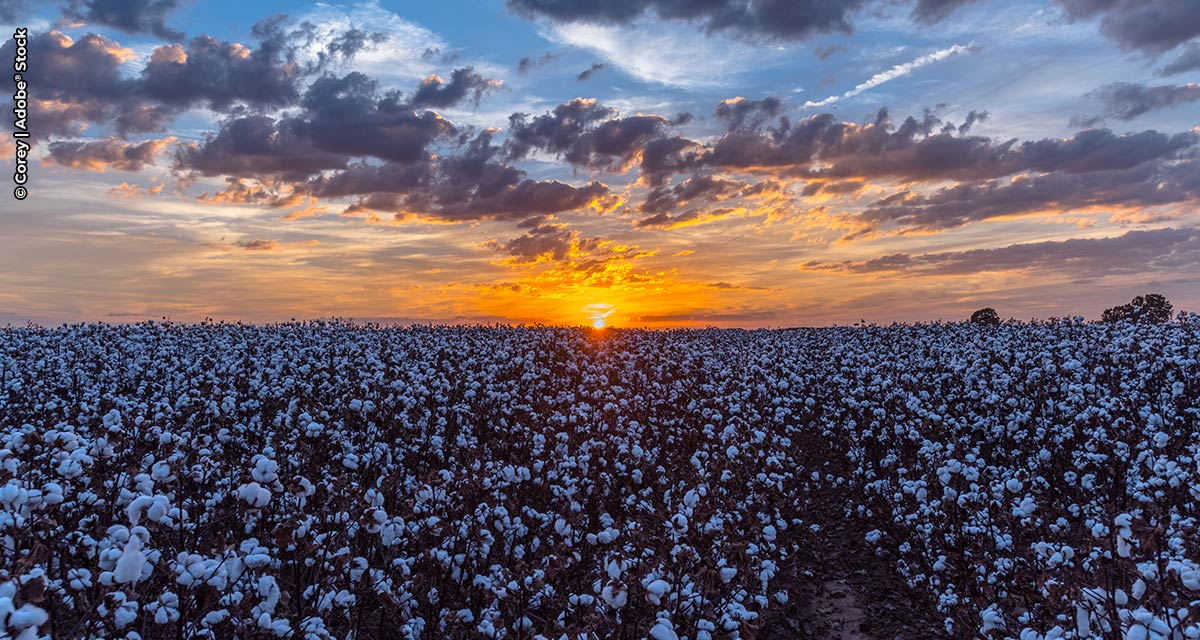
<box><xmin>2</xmin><ymin>1</ymin><xmax>1198</xmax><ymax>327</ymax></box>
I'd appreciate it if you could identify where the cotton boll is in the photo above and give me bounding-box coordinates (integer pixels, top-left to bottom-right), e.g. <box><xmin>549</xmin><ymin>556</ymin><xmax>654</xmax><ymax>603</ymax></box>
<box><xmin>649</xmin><ymin>619</ymin><xmax>679</xmax><ymax>640</ymax></box>
<box><xmin>646</xmin><ymin>579</ymin><xmax>671</xmax><ymax>605</ymax></box>
<box><xmin>237</xmin><ymin>482</ymin><xmax>272</xmax><ymax>509</ymax></box>
<box><xmin>600</xmin><ymin>581</ymin><xmax>627</xmax><ymax>609</ymax></box>
<box><xmin>113</xmin><ymin>536</ymin><xmax>147</xmax><ymax>584</ymax></box>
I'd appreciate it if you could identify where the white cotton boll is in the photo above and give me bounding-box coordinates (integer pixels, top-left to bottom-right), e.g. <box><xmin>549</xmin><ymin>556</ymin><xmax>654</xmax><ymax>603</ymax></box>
<box><xmin>1181</xmin><ymin>570</ymin><xmax>1200</xmax><ymax>591</ymax></box>
<box><xmin>238</xmin><ymin>482</ymin><xmax>272</xmax><ymax>509</ymax></box>
<box><xmin>554</xmin><ymin>518</ymin><xmax>572</xmax><ymax>537</ymax></box>
<box><xmin>669</xmin><ymin>513</ymin><xmax>688</xmax><ymax>534</ymax></box>
<box><xmin>646</xmin><ymin>579</ymin><xmax>671</xmax><ymax>605</ymax></box>
<box><xmin>251</xmin><ymin>456</ymin><xmax>279</xmax><ymax>483</ymax></box>
<box><xmin>762</xmin><ymin>525</ymin><xmax>777</xmax><ymax>542</ymax></box>
<box><xmin>726</xmin><ymin>445</ymin><xmax>738</xmax><ymax>459</ymax></box>
<box><xmin>113</xmin><ymin>536</ymin><xmax>147</xmax><ymax>584</ymax></box>
<box><xmin>3</xmin><ymin>603</ymin><xmax>49</xmax><ymax>639</ymax></box>
<box><xmin>774</xmin><ymin>591</ymin><xmax>788</xmax><ymax>604</ymax></box>
<box><xmin>719</xmin><ymin>567</ymin><xmax>737</xmax><ymax>584</ymax></box>
<box><xmin>649</xmin><ymin>619</ymin><xmax>679</xmax><ymax>640</ymax></box>
<box><xmin>865</xmin><ymin>529</ymin><xmax>883</xmax><ymax>543</ymax></box>
<box><xmin>1005</xmin><ymin>478</ymin><xmax>1023</xmax><ymax>493</ymax></box>
<box><xmin>1132</xmin><ymin>579</ymin><xmax>1147</xmax><ymax>599</ymax></box>
<box><xmin>600</xmin><ymin>582</ymin><xmax>627</xmax><ymax>609</ymax></box>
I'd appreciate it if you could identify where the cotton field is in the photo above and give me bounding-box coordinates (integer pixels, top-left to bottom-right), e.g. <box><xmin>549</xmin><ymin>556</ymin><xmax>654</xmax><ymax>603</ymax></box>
<box><xmin>1</xmin><ymin>320</ymin><xmax>1198</xmax><ymax>640</ymax></box>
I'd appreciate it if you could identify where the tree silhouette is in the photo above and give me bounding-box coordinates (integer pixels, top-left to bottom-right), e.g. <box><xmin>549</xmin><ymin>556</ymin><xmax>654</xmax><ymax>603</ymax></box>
<box><xmin>970</xmin><ymin>308</ymin><xmax>1001</xmax><ymax>326</ymax></box>
<box><xmin>1102</xmin><ymin>293</ymin><xmax>1174</xmax><ymax>324</ymax></box>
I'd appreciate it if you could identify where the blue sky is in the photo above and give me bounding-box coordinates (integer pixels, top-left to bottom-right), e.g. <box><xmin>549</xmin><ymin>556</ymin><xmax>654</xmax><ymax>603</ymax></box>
<box><xmin>1</xmin><ymin>0</ymin><xmax>1198</xmax><ymax>326</ymax></box>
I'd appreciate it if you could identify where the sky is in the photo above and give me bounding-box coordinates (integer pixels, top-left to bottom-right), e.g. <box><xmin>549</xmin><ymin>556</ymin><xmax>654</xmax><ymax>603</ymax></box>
<box><xmin>1</xmin><ymin>0</ymin><xmax>1198</xmax><ymax>328</ymax></box>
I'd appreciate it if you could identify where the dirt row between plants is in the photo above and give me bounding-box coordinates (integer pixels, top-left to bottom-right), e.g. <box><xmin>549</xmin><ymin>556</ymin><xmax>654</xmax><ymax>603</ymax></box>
<box><xmin>757</xmin><ymin>490</ymin><xmax>950</xmax><ymax>640</ymax></box>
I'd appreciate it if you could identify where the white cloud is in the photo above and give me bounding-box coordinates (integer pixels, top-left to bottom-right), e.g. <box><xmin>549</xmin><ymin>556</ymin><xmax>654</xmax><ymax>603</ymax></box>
<box><xmin>803</xmin><ymin>43</ymin><xmax>978</xmax><ymax>109</ymax></box>
<box><xmin>543</xmin><ymin>21</ymin><xmax>787</xmax><ymax>89</ymax></box>
<box><xmin>297</xmin><ymin>1</ymin><xmax>509</xmax><ymax>88</ymax></box>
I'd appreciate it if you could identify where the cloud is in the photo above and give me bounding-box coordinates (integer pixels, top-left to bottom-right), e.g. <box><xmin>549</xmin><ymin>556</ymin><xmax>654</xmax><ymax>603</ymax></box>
<box><xmin>1054</xmin><ymin>0</ymin><xmax>1200</xmax><ymax>55</ymax></box>
<box><xmin>517</xmin><ymin>52</ymin><xmax>557</xmax><ymax>73</ymax></box>
<box><xmin>576</xmin><ymin>62</ymin><xmax>608</xmax><ymax>82</ymax></box>
<box><xmin>542</xmin><ymin>21</ymin><xmax>775</xmax><ymax>88</ymax></box>
<box><xmin>910</xmin><ymin>0</ymin><xmax>982</xmax><ymax>25</ymax></box>
<box><xmin>175</xmin><ymin>115</ymin><xmax>349</xmax><ymax>180</ymax></box>
<box><xmin>0</xmin><ymin>0</ymin><xmax>25</xmax><ymax>22</ymax></box>
<box><xmin>294</xmin><ymin>0</ymin><xmax>450</xmax><ymax>83</ymax></box>
<box><xmin>506</xmin><ymin>98</ymin><xmax>668</xmax><ymax>171</ymax></box>
<box><xmin>410</xmin><ymin>67</ymin><xmax>502</xmax><ymax>108</ymax></box>
<box><xmin>639</xmin><ymin>106</ymin><xmax>1197</xmax><ymax>186</ymax></box>
<box><xmin>714</xmin><ymin>96</ymin><xmax>782</xmax><ymax>132</ymax></box>
<box><xmin>46</xmin><ymin>136</ymin><xmax>177</xmax><ymax>171</ymax></box>
<box><xmin>814</xmin><ymin>43</ymin><xmax>846</xmax><ymax>60</ymax></box>
<box><xmin>851</xmin><ymin>157</ymin><xmax>1200</xmax><ymax>235</ymax></box>
<box><xmin>64</xmin><ymin>0</ymin><xmax>185</xmax><ymax>40</ymax></box>
<box><xmin>802</xmin><ymin>43</ymin><xmax>978</xmax><ymax>109</ymax></box>
<box><xmin>510</xmin><ymin>0</ymin><xmax>986</xmax><ymax>44</ymax></box>
<box><xmin>0</xmin><ymin>21</ymin><xmax>369</xmax><ymax>137</ymax></box>
<box><xmin>806</xmin><ymin>227</ymin><xmax>1200</xmax><ymax>278</ymax></box>
<box><xmin>510</xmin><ymin>0</ymin><xmax>870</xmax><ymax>42</ymax></box>
<box><xmin>233</xmin><ymin>239</ymin><xmax>280</xmax><ymax>251</ymax></box>
<box><xmin>1159</xmin><ymin>42</ymin><xmax>1200</xmax><ymax>75</ymax></box>
<box><xmin>1073</xmin><ymin>82</ymin><xmax>1200</xmax><ymax>126</ymax></box>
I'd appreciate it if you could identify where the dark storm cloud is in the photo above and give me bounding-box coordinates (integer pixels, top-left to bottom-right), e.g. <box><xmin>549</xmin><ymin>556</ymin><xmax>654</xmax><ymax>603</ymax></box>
<box><xmin>1160</xmin><ymin>43</ymin><xmax>1200</xmax><ymax>75</ymax></box>
<box><xmin>1072</xmin><ymin>82</ymin><xmax>1200</xmax><ymax>126</ymax></box>
<box><xmin>65</xmin><ymin>0</ymin><xmax>185</xmax><ymax>41</ymax></box>
<box><xmin>714</xmin><ymin>96</ymin><xmax>782</xmax><ymax>132</ymax></box>
<box><xmin>852</xmin><ymin>158</ymin><xmax>1200</xmax><ymax>235</ymax></box>
<box><xmin>807</xmin><ymin>227</ymin><xmax>1200</xmax><ymax>277</ymax></box>
<box><xmin>517</xmin><ymin>52</ymin><xmax>558</xmax><ymax>73</ymax></box>
<box><xmin>507</xmin><ymin>98</ymin><xmax>667</xmax><ymax>171</ymax></box>
<box><xmin>410</xmin><ymin>67</ymin><xmax>502</xmax><ymax>108</ymax></box>
<box><xmin>576</xmin><ymin>62</ymin><xmax>609</xmax><ymax>82</ymax></box>
<box><xmin>1054</xmin><ymin>0</ymin><xmax>1200</xmax><ymax>54</ymax></box>
<box><xmin>46</xmin><ymin>136</ymin><xmax>176</xmax><ymax>171</ymax></box>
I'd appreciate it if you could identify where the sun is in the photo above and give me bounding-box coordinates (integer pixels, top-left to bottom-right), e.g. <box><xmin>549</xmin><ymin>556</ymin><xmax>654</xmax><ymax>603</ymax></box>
<box><xmin>592</xmin><ymin>318</ymin><xmax>606</xmax><ymax>329</ymax></box>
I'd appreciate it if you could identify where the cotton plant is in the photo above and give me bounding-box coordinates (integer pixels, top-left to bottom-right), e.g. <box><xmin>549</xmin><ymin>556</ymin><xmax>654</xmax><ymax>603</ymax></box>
<box><xmin>0</xmin><ymin>319</ymin><xmax>1197</xmax><ymax>638</ymax></box>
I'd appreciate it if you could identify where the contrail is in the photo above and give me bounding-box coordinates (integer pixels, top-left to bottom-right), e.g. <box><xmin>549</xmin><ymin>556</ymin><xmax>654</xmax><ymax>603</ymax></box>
<box><xmin>803</xmin><ymin>43</ymin><xmax>979</xmax><ymax>109</ymax></box>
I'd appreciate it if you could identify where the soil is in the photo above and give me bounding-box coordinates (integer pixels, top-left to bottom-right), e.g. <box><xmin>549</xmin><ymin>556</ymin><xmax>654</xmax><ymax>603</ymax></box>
<box><xmin>757</xmin><ymin>492</ymin><xmax>950</xmax><ymax>640</ymax></box>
